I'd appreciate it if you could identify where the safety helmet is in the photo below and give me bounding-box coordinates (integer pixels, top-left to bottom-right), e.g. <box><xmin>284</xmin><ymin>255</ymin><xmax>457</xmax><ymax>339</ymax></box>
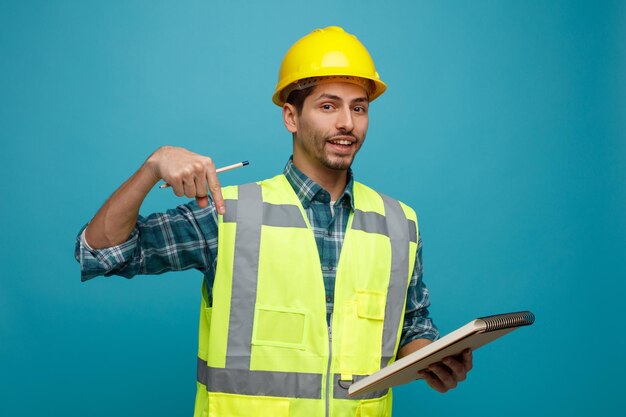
<box><xmin>272</xmin><ymin>26</ymin><xmax>387</xmax><ymax>106</ymax></box>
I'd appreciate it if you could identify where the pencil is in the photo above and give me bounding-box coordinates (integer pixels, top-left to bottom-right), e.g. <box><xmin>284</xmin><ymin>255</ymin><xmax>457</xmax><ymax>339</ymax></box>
<box><xmin>159</xmin><ymin>160</ymin><xmax>249</xmax><ymax>189</ymax></box>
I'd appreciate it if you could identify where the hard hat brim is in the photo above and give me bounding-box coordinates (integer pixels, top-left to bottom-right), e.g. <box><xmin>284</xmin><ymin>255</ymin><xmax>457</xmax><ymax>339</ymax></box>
<box><xmin>273</xmin><ymin>74</ymin><xmax>386</xmax><ymax>106</ymax></box>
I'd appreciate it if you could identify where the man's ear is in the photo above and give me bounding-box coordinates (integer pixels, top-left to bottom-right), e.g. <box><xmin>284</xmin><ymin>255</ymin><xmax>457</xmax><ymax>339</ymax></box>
<box><xmin>283</xmin><ymin>103</ymin><xmax>298</xmax><ymax>134</ymax></box>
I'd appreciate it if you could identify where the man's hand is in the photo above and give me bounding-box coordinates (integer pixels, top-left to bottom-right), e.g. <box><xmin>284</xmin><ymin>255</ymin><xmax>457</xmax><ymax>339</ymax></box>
<box><xmin>146</xmin><ymin>146</ymin><xmax>225</xmax><ymax>212</ymax></box>
<box><xmin>417</xmin><ymin>349</ymin><xmax>473</xmax><ymax>393</ymax></box>
<box><xmin>85</xmin><ymin>146</ymin><xmax>225</xmax><ymax>249</ymax></box>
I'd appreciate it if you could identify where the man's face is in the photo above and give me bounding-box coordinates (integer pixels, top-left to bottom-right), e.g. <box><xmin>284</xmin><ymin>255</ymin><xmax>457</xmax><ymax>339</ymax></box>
<box><xmin>291</xmin><ymin>82</ymin><xmax>369</xmax><ymax>173</ymax></box>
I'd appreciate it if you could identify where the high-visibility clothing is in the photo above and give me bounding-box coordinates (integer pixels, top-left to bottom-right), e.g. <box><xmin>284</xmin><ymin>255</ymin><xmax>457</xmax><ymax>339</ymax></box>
<box><xmin>193</xmin><ymin>174</ymin><xmax>418</xmax><ymax>417</ymax></box>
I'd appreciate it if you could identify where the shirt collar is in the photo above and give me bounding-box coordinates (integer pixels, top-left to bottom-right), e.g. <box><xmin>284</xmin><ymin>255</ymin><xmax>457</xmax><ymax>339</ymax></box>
<box><xmin>283</xmin><ymin>157</ymin><xmax>355</xmax><ymax>210</ymax></box>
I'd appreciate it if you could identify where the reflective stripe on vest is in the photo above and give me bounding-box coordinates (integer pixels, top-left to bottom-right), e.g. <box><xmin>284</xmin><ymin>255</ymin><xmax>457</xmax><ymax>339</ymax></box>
<box><xmin>223</xmin><ymin>199</ymin><xmax>308</xmax><ymax>229</ymax></box>
<box><xmin>227</xmin><ymin>199</ymin><xmax>416</xmax><ymax>242</ymax></box>
<box><xmin>226</xmin><ymin>183</ymin><xmax>263</xmax><ymax>370</ymax></box>
<box><xmin>379</xmin><ymin>194</ymin><xmax>410</xmax><ymax>368</ymax></box>
<box><xmin>197</xmin><ymin>358</ymin><xmax>390</xmax><ymax>401</ymax></box>
<box><xmin>197</xmin><ymin>357</ymin><xmax>322</xmax><ymax>398</ymax></box>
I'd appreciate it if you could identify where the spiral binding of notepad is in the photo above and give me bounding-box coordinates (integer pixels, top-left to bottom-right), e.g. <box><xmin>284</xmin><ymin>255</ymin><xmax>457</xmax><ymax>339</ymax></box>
<box><xmin>479</xmin><ymin>311</ymin><xmax>535</xmax><ymax>332</ymax></box>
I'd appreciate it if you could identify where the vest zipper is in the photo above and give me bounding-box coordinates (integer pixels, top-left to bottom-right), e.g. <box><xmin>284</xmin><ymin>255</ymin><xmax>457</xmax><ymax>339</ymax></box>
<box><xmin>325</xmin><ymin>317</ymin><xmax>333</xmax><ymax>417</ymax></box>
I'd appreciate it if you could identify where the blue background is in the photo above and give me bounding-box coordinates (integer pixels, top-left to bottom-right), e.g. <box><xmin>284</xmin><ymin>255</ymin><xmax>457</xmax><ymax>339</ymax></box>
<box><xmin>1</xmin><ymin>1</ymin><xmax>624</xmax><ymax>416</ymax></box>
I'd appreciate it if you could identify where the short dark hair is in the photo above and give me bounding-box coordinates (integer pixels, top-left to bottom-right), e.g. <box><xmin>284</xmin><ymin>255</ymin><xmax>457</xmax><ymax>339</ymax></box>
<box><xmin>285</xmin><ymin>85</ymin><xmax>315</xmax><ymax>115</ymax></box>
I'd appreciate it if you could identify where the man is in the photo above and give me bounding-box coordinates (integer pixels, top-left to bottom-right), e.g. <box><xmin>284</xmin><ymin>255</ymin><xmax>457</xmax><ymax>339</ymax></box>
<box><xmin>76</xmin><ymin>26</ymin><xmax>472</xmax><ymax>416</ymax></box>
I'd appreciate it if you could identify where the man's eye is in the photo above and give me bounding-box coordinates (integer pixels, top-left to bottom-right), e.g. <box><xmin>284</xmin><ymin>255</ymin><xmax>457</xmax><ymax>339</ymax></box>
<box><xmin>354</xmin><ymin>106</ymin><xmax>367</xmax><ymax>113</ymax></box>
<box><xmin>322</xmin><ymin>104</ymin><xmax>334</xmax><ymax>110</ymax></box>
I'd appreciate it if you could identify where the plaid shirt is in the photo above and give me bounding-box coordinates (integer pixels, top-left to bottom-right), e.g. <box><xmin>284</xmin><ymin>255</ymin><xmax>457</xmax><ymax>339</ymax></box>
<box><xmin>75</xmin><ymin>159</ymin><xmax>439</xmax><ymax>346</ymax></box>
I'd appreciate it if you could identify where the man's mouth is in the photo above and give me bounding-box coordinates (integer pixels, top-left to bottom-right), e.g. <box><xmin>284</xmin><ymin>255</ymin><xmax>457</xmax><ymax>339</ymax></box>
<box><xmin>327</xmin><ymin>135</ymin><xmax>357</xmax><ymax>147</ymax></box>
<box><xmin>326</xmin><ymin>136</ymin><xmax>357</xmax><ymax>157</ymax></box>
<box><xmin>329</xmin><ymin>139</ymin><xmax>353</xmax><ymax>146</ymax></box>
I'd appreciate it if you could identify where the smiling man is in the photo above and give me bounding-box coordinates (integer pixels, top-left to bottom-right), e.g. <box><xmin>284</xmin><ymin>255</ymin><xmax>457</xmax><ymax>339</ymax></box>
<box><xmin>285</xmin><ymin>81</ymin><xmax>368</xmax><ymax>199</ymax></box>
<box><xmin>75</xmin><ymin>26</ymin><xmax>472</xmax><ymax>417</ymax></box>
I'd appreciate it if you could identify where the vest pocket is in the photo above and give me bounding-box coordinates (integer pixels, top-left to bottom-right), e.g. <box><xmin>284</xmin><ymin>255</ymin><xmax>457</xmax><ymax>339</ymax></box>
<box><xmin>209</xmin><ymin>393</ymin><xmax>290</xmax><ymax>417</ymax></box>
<box><xmin>356</xmin><ymin>396</ymin><xmax>391</xmax><ymax>417</ymax></box>
<box><xmin>252</xmin><ymin>305</ymin><xmax>307</xmax><ymax>350</ymax></box>
<box><xmin>340</xmin><ymin>291</ymin><xmax>386</xmax><ymax>373</ymax></box>
<box><xmin>356</xmin><ymin>291</ymin><xmax>385</xmax><ymax>320</ymax></box>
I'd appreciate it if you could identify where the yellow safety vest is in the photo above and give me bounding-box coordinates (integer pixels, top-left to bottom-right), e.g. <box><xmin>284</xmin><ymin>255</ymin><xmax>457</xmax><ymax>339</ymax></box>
<box><xmin>194</xmin><ymin>174</ymin><xmax>418</xmax><ymax>417</ymax></box>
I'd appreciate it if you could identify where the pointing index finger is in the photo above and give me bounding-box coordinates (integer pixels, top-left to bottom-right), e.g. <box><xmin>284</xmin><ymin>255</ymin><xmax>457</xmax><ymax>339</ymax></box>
<box><xmin>206</xmin><ymin>164</ymin><xmax>225</xmax><ymax>215</ymax></box>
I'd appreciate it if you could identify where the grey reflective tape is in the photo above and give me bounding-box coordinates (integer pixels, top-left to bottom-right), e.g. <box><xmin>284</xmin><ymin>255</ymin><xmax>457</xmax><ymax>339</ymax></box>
<box><xmin>351</xmin><ymin>209</ymin><xmax>388</xmax><ymax>236</ymax></box>
<box><xmin>332</xmin><ymin>374</ymin><xmax>389</xmax><ymax>400</ymax></box>
<box><xmin>408</xmin><ymin>219</ymin><xmax>418</xmax><ymax>243</ymax></box>
<box><xmin>197</xmin><ymin>357</ymin><xmax>322</xmax><ymax>399</ymax></box>
<box><xmin>223</xmin><ymin>200</ymin><xmax>306</xmax><ymax>228</ymax></box>
<box><xmin>379</xmin><ymin>194</ymin><xmax>411</xmax><ymax>369</ymax></box>
<box><xmin>262</xmin><ymin>202</ymin><xmax>307</xmax><ymax>228</ymax></box>
<box><xmin>381</xmin><ymin>355</ymin><xmax>393</xmax><ymax>368</ymax></box>
<box><xmin>222</xmin><ymin>199</ymin><xmax>237</xmax><ymax>223</ymax></box>
<box><xmin>226</xmin><ymin>183</ymin><xmax>263</xmax><ymax>369</ymax></box>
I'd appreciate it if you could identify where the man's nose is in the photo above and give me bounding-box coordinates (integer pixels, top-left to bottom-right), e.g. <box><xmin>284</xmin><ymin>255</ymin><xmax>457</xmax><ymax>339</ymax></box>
<box><xmin>335</xmin><ymin>106</ymin><xmax>354</xmax><ymax>132</ymax></box>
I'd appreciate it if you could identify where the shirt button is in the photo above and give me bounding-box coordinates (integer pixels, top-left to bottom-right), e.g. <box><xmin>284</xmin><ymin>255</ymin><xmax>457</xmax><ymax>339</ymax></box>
<box><xmin>328</xmin><ymin>265</ymin><xmax>334</xmax><ymax>271</ymax></box>
<box><xmin>327</xmin><ymin>230</ymin><xmax>332</xmax><ymax>237</ymax></box>
<box><xmin>326</xmin><ymin>296</ymin><xmax>331</xmax><ymax>302</ymax></box>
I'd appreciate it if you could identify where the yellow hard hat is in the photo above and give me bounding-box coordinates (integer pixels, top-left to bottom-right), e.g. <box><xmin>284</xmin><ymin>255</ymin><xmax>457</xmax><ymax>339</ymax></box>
<box><xmin>272</xmin><ymin>26</ymin><xmax>387</xmax><ymax>106</ymax></box>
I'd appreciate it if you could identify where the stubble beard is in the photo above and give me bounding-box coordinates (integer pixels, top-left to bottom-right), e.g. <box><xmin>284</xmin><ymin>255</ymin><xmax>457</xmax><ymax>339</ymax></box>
<box><xmin>300</xmin><ymin>129</ymin><xmax>365</xmax><ymax>171</ymax></box>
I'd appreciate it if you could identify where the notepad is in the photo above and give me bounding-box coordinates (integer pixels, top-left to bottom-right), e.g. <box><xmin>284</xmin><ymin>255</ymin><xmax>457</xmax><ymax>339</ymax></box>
<box><xmin>348</xmin><ymin>311</ymin><xmax>535</xmax><ymax>396</ymax></box>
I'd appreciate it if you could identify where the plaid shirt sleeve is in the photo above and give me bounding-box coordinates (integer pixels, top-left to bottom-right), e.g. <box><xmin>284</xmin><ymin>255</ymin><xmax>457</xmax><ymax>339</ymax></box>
<box><xmin>399</xmin><ymin>235</ymin><xmax>440</xmax><ymax>346</ymax></box>
<box><xmin>75</xmin><ymin>200</ymin><xmax>219</xmax><ymax>282</ymax></box>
